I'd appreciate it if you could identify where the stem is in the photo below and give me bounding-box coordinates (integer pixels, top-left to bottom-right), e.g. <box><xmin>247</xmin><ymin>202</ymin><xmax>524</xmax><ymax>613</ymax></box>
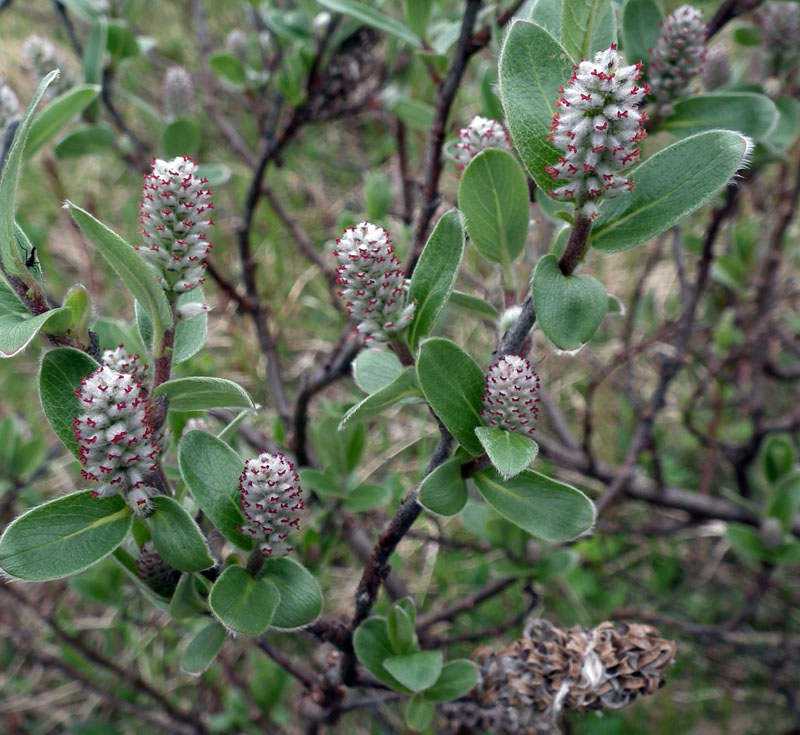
<box><xmin>557</xmin><ymin>214</ymin><xmax>592</xmax><ymax>275</ymax></box>
<box><xmin>390</xmin><ymin>337</ymin><xmax>415</xmax><ymax>367</ymax></box>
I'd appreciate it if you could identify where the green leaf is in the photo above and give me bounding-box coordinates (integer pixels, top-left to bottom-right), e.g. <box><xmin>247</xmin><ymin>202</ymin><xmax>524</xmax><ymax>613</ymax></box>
<box><xmin>339</xmin><ymin>367</ymin><xmax>421</xmax><ymax>429</ymax></box>
<box><xmin>317</xmin><ymin>0</ymin><xmax>422</xmax><ymax>47</ymax></box>
<box><xmin>173</xmin><ymin>291</ymin><xmax>208</xmax><ymax>364</ymax></box>
<box><xmin>178</xmin><ymin>431</ymin><xmax>252</xmax><ymax>550</ymax></box>
<box><xmin>181</xmin><ymin>622</ymin><xmax>226</xmax><ymax>674</ymax></box>
<box><xmin>209</xmin><ymin>566</ymin><xmax>280</xmax><ymax>635</ymax></box>
<box><xmin>353</xmin><ymin>348</ymin><xmax>405</xmax><ymax>394</ymax></box>
<box><xmin>472</xmin><ymin>469</ymin><xmax>596</xmax><ymax>541</ymax></box>
<box><xmin>763</xmin><ymin>435</ymin><xmax>796</xmax><ymax>484</ymax></box>
<box><xmin>39</xmin><ymin>348</ymin><xmax>99</xmax><ymax>457</ymax></box>
<box><xmin>209</xmin><ymin>53</ymin><xmax>247</xmax><ymax>88</ymax></box>
<box><xmin>168</xmin><ymin>573</ymin><xmax>208</xmax><ymax>619</ymax></box>
<box><xmin>342</xmin><ymin>483</ymin><xmax>392</xmax><ymax>511</ymax></box>
<box><xmin>448</xmin><ymin>290</ymin><xmax>500</xmax><ymax>321</ymax></box>
<box><xmin>383</xmin><ymin>651</ymin><xmax>443</xmax><ymax>692</ymax></box>
<box><xmin>405</xmin><ymin>0</ymin><xmax>433</xmax><ymax>39</ymax></box>
<box><xmin>297</xmin><ymin>468</ymin><xmax>345</xmax><ymax>498</ymax></box>
<box><xmin>0</xmin><ymin>295</ymin><xmax>72</xmax><ymax>357</ymax></box>
<box><xmin>259</xmin><ymin>557</ymin><xmax>323</xmax><ymax>628</ymax></box>
<box><xmin>418</xmin><ymin>457</ymin><xmax>468</xmax><ymax>516</ymax></box>
<box><xmin>561</xmin><ymin>0</ymin><xmax>610</xmax><ymax>62</ymax></box>
<box><xmin>163</xmin><ymin>119</ymin><xmax>200</xmax><ymax>158</ymax></box>
<box><xmin>407</xmin><ymin>210</ymin><xmax>466</xmax><ymax>352</ymax></box>
<box><xmin>664</xmin><ymin>93</ymin><xmax>777</xmax><ymax>141</ymax></box>
<box><xmin>726</xmin><ymin>523</ymin><xmax>769</xmax><ymax>560</ymax></box>
<box><xmin>149</xmin><ymin>496</ymin><xmax>213</xmax><ymax>572</ymax></box>
<box><xmin>25</xmin><ymin>85</ymin><xmax>101</xmax><ymax>158</ymax></box>
<box><xmin>528</xmin><ymin>0</ymin><xmax>562</xmax><ymax>39</ymax></box>
<box><xmin>622</xmin><ymin>0</ymin><xmax>662</xmax><ymax>67</ymax></box>
<box><xmin>353</xmin><ymin>617</ymin><xmax>413</xmax><ymax>693</ymax></box>
<box><xmin>475</xmin><ymin>427</ymin><xmax>539</xmax><ymax>480</ymax></box>
<box><xmin>532</xmin><ymin>253</ymin><xmax>607</xmax><ymax>350</ymax></box>
<box><xmin>767</xmin><ymin>469</ymin><xmax>800</xmax><ymax>532</ymax></box>
<box><xmin>423</xmin><ymin>659</ymin><xmax>479</xmax><ymax>702</ymax></box>
<box><xmin>405</xmin><ymin>694</ymin><xmax>435</xmax><ymax>731</ymax></box>
<box><xmin>458</xmin><ymin>150</ymin><xmax>529</xmax><ymax>274</ymax></box>
<box><xmin>388</xmin><ymin>604</ymin><xmax>417</xmax><ymax>654</ymax></box>
<box><xmin>732</xmin><ymin>25</ymin><xmax>760</xmax><ymax>46</ymax></box>
<box><xmin>590</xmin><ymin>131</ymin><xmax>752</xmax><ymax>252</ymax></box>
<box><xmin>0</xmin><ymin>491</ymin><xmax>131</xmax><ymax>581</ymax></box>
<box><xmin>153</xmin><ymin>377</ymin><xmax>255</xmax><ymax>411</ymax></box>
<box><xmin>1</xmin><ymin>71</ymin><xmax>58</xmax><ymax>280</ymax></box>
<box><xmin>64</xmin><ymin>201</ymin><xmax>173</xmax><ymax>332</ymax></box>
<box><xmin>765</xmin><ymin>98</ymin><xmax>800</xmax><ymax>151</ymax></box>
<box><xmin>499</xmin><ymin>21</ymin><xmax>575</xmax><ymax>194</ymax></box>
<box><xmin>416</xmin><ymin>338</ymin><xmax>485</xmax><ymax>456</ymax></box>
<box><xmin>107</xmin><ymin>22</ymin><xmax>140</xmax><ymax>63</ymax></box>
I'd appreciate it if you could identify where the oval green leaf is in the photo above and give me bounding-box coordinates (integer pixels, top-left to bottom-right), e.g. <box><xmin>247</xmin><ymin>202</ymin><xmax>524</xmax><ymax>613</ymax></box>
<box><xmin>475</xmin><ymin>426</ymin><xmax>539</xmax><ymax>480</ymax></box>
<box><xmin>353</xmin><ymin>616</ymin><xmax>413</xmax><ymax>693</ymax></box>
<box><xmin>153</xmin><ymin>376</ymin><xmax>255</xmax><ymax>411</ymax></box>
<box><xmin>663</xmin><ymin>93</ymin><xmax>778</xmax><ymax>141</ymax></box>
<box><xmin>589</xmin><ymin>131</ymin><xmax>752</xmax><ymax>252</ymax></box>
<box><xmin>208</xmin><ymin>53</ymin><xmax>247</xmax><ymax>88</ymax></box>
<box><xmin>472</xmin><ymin>469</ymin><xmax>596</xmax><ymax>541</ymax></box>
<box><xmin>561</xmin><ymin>0</ymin><xmax>610</xmax><ymax>63</ymax></box>
<box><xmin>317</xmin><ymin>0</ymin><xmax>422</xmax><ymax>47</ymax></box>
<box><xmin>163</xmin><ymin>119</ymin><xmax>200</xmax><ymax>158</ymax></box>
<box><xmin>25</xmin><ymin>85</ymin><xmax>101</xmax><ymax>158</ymax></box>
<box><xmin>64</xmin><ymin>201</ymin><xmax>173</xmax><ymax>332</ymax></box>
<box><xmin>416</xmin><ymin>338</ymin><xmax>485</xmax><ymax>456</ymax></box>
<box><xmin>0</xmin><ymin>287</ymin><xmax>71</xmax><ymax>357</ymax></box>
<box><xmin>39</xmin><ymin>347</ymin><xmax>100</xmax><ymax>457</ymax></box>
<box><xmin>181</xmin><ymin>622</ymin><xmax>226</xmax><ymax>674</ymax></box>
<box><xmin>622</xmin><ymin>0</ymin><xmax>662</xmax><ymax>69</ymax></box>
<box><xmin>407</xmin><ymin>210</ymin><xmax>466</xmax><ymax>352</ymax></box>
<box><xmin>418</xmin><ymin>457</ymin><xmax>468</xmax><ymax>516</ymax></box>
<box><xmin>54</xmin><ymin>124</ymin><xmax>116</xmax><ymax>157</ymax></box>
<box><xmin>353</xmin><ymin>348</ymin><xmax>405</xmax><ymax>394</ymax></box>
<box><xmin>532</xmin><ymin>253</ymin><xmax>607</xmax><ymax>350</ymax></box>
<box><xmin>0</xmin><ymin>491</ymin><xmax>131</xmax><ymax>581</ymax></box>
<box><xmin>499</xmin><ymin>21</ymin><xmax>575</xmax><ymax>194</ymax></box>
<box><xmin>383</xmin><ymin>650</ymin><xmax>443</xmax><ymax>693</ymax></box>
<box><xmin>259</xmin><ymin>557</ymin><xmax>323</xmax><ymax>629</ymax></box>
<box><xmin>339</xmin><ymin>366</ymin><xmax>421</xmax><ymax>429</ymax></box>
<box><xmin>150</xmin><ymin>496</ymin><xmax>214</xmax><ymax>572</ymax></box>
<box><xmin>178</xmin><ymin>430</ymin><xmax>252</xmax><ymax>550</ymax></box>
<box><xmin>423</xmin><ymin>659</ymin><xmax>479</xmax><ymax>702</ymax></box>
<box><xmin>458</xmin><ymin>150</ymin><xmax>529</xmax><ymax>274</ymax></box>
<box><xmin>209</xmin><ymin>565</ymin><xmax>280</xmax><ymax>635</ymax></box>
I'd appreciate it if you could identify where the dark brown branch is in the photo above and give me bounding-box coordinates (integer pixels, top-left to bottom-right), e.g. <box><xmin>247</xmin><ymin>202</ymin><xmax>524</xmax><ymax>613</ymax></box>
<box><xmin>415</xmin><ymin>577</ymin><xmax>516</xmax><ymax>632</ymax></box>
<box><xmin>253</xmin><ymin>636</ymin><xmax>316</xmax><ymax>689</ymax></box>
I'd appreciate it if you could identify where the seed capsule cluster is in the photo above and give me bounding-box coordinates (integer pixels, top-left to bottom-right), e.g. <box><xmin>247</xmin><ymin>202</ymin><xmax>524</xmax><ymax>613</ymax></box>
<box><xmin>238</xmin><ymin>452</ymin><xmax>304</xmax><ymax>557</ymax></box>
<box><xmin>333</xmin><ymin>222</ymin><xmax>416</xmax><ymax>343</ymax></box>
<box><xmin>137</xmin><ymin>156</ymin><xmax>214</xmax><ymax>293</ymax></box>
<box><xmin>648</xmin><ymin>5</ymin><xmax>707</xmax><ymax>117</ymax></box>
<box><xmin>546</xmin><ymin>45</ymin><xmax>648</xmax><ymax>220</ymax></box>
<box><xmin>73</xmin><ymin>366</ymin><xmax>160</xmax><ymax>516</ymax></box>
<box><xmin>454</xmin><ymin>115</ymin><xmax>512</xmax><ymax>170</ymax></box>
<box><xmin>481</xmin><ymin>355</ymin><xmax>540</xmax><ymax>436</ymax></box>
<box><xmin>136</xmin><ymin>542</ymin><xmax>180</xmax><ymax>596</ymax></box>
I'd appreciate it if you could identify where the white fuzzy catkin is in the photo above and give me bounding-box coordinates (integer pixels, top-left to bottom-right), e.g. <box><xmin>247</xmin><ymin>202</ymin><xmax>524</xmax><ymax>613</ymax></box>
<box><xmin>648</xmin><ymin>5</ymin><xmax>707</xmax><ymax>117</ymax></box>
<box><xmin>482</xmin><ymin>355</ymin><xmax>540</xmax><ymax>436</ymax></box>
<box><xmin>702</xmin><ymin>45</ymin><xmax>732</xmax><ymax>91</ymax></box>
<box><xmin>756</xmin><ymin>2</ymin><xmax>800</xmax><ymax>71</ymax></box>
<box><xmin>454</xmin><ymin>115</ymin><xmax>511</xmax><ymax>170</ymax></box>
<box><xmin>334</xmin><ymin>222</ymin><xmax>416</xmax><ymax>343</ymax></box>
<box><xmin>21</xmin><ymin>35</ymin><xmax>75</xmax><ymax>97</ymax></box>
<box><xmin>73</xmin><ymin>366</ymin><xmax>160</xmax><ymax>516</ymax></box>
<box><xmin>101</xmin><ymin>345</ymin><xmax>147</xmax><ymax>383</ymax></box>
<box><xmin>0</xmin><ymin>78</ymin><xmax>20</xmax><ymax>130</ymax></box>
<box><xmin>137</xmin><ymin>157</ymin><xmax>214</xmax><ymax>293</ymax></box>
<box><xmin>239</xmin><ymin>453</ymin><xmax>304</xmax><ymax>557</ymax></box>
<box><xmin>162</xmin><ymin>66</ymin><xmax>195</xmax><ymax>118</ymax></box>
<box><xmin>546</xmin><ymin>45</ymin><xmax>648</xmax><ymax>220</ymax></box>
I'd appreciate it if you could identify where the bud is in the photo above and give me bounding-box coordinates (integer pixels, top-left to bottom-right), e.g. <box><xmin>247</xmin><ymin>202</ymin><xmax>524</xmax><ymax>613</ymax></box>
<box><xmin>648</xmin><ymin>5</ymin><xmax>707</xmax><ymax>117</ymax></box>
<box><xmin>21</xmin><ymin>35</ymin><xmax>75</xmax><ymax>97</ymax></box>
<box><xmin>546</xmin><ymin>45</ymin><xmax>647</xmax><ymax>220</ymax></box>
<box><xmin>162</xmin><ymin>66</ymin><xmax>195</xmax><ymax>119</ymax></box>
<box><xmin>0</xmin><ymin>78</ymin><xmax>20</xmax><ymax>130</ymax></box>
<box><xmin>482</xmin><ymin>355</ymin><xmax>540</xmax><ymax>436</ymax></box>
<box><xmin>102</xmin><ymin>344</ymin><xmax>147</xmax><ymax>383</ymax></box>
<box><xmin>443</xmin><ymin>619</ymin><xmax>676</xmax><ymax>733</ymax></box>
<box><xmin>238</xmin><ymin>452</ymin><xmax>304</xmax><ymax>557</ymax></box>
<box><xmin>225</xmin><ymin>29</ymin><xmax>249</xmax><ymax>59</ymax></box>
<box><xmin>73</xmin><ymin>365</ymin><xmax>161</xmax><ymax>515</ymax></box>
<box><xmin>756</xmin><ymin>2</ymin><xmax>800</xmax><ymax>72</ymax></box>
<box><xmin>759</xmin><ymin>516</ymin><xmax>784</xmax><ymax>550</ymax></box>
<box><xmin>454</xmin><ymin>116</ymin><xmax>512</xmax><ymax>170</ymax></box>
<box><xmin>702</xmin><ymin>45</ymin><xmax>731</xmax><ymax>91</ymax></box>
<box><xmin>136</xmin><ymin>542</ymin><xmax>180</xmax><ymax>596</ymax></box>
<box><xmin>137</xmin><ymin>157</ymin><xmax>214</xmax><ymax>293</ymax></box>
<box><xmin>333</xmin><ymin>222</ymin><xmax>416</xmax><ymax>343</ymax></box>
<box><xmin>176</xmin><ymin>301</ymin><xmax>210</xmax><ymax>320</ymax></box>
